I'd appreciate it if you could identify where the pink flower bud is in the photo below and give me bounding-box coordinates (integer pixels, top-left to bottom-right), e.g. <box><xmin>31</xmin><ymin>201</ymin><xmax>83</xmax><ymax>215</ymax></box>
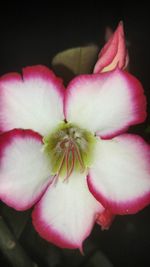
<box><xmin>94</xmin><ymin>21</ymin><xmax>129</xmax><ymax>73</ymax></box>
<box><xmin>96</xmin><ymin>209</ymin><xmax>115</xmax><ymax>230</ymax></box>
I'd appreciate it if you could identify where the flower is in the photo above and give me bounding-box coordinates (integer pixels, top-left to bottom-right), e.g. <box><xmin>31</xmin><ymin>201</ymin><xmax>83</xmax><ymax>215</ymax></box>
<box><xmin>94</xmin><ymin>21</ymin><xmax>129</xmax><ymax>74</ymax></box>
<box><xmin>0</xmin><ymin>64</ymin><xmax>150</xmax><ymax>250</ymax></box>
<box><xmin>0</xmin><ymin>21</ymin><xmax>150</xmax><ymax>250</ymax></box>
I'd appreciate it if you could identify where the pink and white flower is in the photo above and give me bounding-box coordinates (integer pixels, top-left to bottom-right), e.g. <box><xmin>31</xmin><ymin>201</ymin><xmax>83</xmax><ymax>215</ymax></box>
<box><xmin>0</xmin><ymin>64</ymin><xmax>150</xmax><ymax>250</ymax></box>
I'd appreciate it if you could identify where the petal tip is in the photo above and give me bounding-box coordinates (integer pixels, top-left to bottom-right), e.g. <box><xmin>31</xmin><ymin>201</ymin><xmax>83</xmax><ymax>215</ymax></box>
<box><xmin>32</xmin><ymin>205</ymin><xmax>80</xmax><ymax>249</ymax></box>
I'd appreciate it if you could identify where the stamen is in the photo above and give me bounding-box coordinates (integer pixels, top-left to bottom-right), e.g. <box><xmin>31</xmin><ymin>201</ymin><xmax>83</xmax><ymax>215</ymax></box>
<box><xmin>72</xmin><ymin>140</ymin><xmax>85</xmax><ymax>172</ymax></box>
<box><xmin>64</xmin><ymin>144</ymin><xmax>75</xmax><ymax>181</ymax></box>
<box><xmin>65</xmin><ymin>141</ymin><xmax>71</xmax><ymax>180</ymax></box>
<box><xmin>43</xmin><ymin>123</ymin><xmax>96</xmax><ymax>181</ymax></box>
<box><xmin>54</xmin><ymin>149</ymin><xmax>67</xmax><ymax>185</ymax></box>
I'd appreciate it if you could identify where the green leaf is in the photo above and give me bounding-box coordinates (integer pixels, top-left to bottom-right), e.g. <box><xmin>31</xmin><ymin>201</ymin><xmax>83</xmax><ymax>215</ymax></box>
<box><xmin>51</xmin><ymin>45</ymin><xmax>99</xmax><ymax>85</ymax></box>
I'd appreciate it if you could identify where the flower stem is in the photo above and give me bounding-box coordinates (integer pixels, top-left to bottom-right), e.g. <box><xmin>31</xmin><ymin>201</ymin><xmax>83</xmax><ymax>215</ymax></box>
<box><xmin>0</xmin><ymin>215</ymin><xmax>37</xmax><ymax>267</ymax></box>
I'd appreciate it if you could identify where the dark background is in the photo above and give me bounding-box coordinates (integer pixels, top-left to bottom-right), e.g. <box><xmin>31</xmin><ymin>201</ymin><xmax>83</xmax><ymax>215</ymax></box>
<box><xmin>0</xmin><ymin>3</ymin><xmax>150</xmax><ymax>267</ymax></box>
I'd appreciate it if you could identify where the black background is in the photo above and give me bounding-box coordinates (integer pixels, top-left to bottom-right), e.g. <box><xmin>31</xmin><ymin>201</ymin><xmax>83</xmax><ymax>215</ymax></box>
<box><xmin>0</xmin><ymin>2</ymin><xmax>150</xmax><ymax>267</ymax></box>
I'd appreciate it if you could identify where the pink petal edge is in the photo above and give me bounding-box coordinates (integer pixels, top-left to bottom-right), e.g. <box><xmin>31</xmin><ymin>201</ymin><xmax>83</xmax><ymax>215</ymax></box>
<box><xmin>88</xmin><ymin>178</ymin><xmax>150</xmax><ymax>215</ymax></box>
<box><xmin>22</xmin><ymin>65</ymin><xmax>64</xmax><ymax>98</ymax></box>
<box><xmin>32</xmin><ymin>204</ymin><xmax>84</xmax><ymax>250</ymax></box>
<box><xmin>97</xmin><ymin>69</ymin><xmax>147</xmax><ymax>139</ymax></box>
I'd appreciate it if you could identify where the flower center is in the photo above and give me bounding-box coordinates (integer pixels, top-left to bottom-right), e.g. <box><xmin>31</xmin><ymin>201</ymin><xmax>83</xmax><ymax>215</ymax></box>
<box><xmin>43</xmin><ymin>123</ymin><xmax>96</xmax><ymax>181</ymax></box>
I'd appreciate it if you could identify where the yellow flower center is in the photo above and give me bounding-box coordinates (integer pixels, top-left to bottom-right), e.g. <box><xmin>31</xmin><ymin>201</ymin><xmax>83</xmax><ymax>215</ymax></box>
<box><xmin>43</xmin><ymin>122</ymin><xmax>96</xmax><ymax>181</ymax></box>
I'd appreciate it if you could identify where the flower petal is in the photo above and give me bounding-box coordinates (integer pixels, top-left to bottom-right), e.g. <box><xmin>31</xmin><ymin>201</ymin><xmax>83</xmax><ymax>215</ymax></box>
<box><xmin>0</xmin><ymin>129</ymin><xmax>51</xmax><ymax>210</ymax></box>
<box><xmin>32</xmin><ymin>172</ymin><xmax>104</xmax><ymax>249</ymax></box>
<box><xmin>94</xmin><ymin>22</ymin><xmax>128</xmax><ymax>73</ymax></box>
<box><xmin>65</xmin><ymin>69</ymin><xmax>146</xmax><ymax>138</ymax></box>
<box><xmin>0</xmin><ymin>65</ymin><xmax>65</xmax><ymax>135</ymax></box>
<box><xmin>88</xmin><ymin>134</ymin><xmax>150</xmax><ymax>214</ymax></box>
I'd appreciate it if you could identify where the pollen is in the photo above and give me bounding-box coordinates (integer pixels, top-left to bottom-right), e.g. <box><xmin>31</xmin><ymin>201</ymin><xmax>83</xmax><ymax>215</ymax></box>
<box><xmin>43</xmin><ymin>122</ymin><xmax>96</xmax><ymax>181</ymax></box>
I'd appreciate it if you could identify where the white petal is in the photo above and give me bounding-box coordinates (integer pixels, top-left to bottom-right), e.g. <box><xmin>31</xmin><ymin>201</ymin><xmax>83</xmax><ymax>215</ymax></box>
<box><xmin>65</xmin><ymin>69</ymin><xmax>146</xmax><ymax>138</ymax></box>
<box><xmin>0</xmin><ymin>129</ymin><xmax>51</xmax><ymax>210</ymax></box>
<box><xmin>0</xmin><ymin>65</ymin><xmax>65</xmax><ymax>135</ymax></box>
<box><xmin>32</xmin><ymin>172</ymin><xmax>104</xmax><ymax>249</ymax></box>
<box><xmin>88</xmin><ymin>134</ymin><xmax>150</xmax><ymax>214</ymax></box>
